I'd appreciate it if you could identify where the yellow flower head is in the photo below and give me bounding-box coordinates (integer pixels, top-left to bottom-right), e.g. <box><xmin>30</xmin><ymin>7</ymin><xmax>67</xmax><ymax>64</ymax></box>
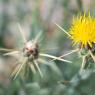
<box><xmin>70</xmin><ymin>14</ymin><xmax>95</xmax><ymax>48</ymax></box>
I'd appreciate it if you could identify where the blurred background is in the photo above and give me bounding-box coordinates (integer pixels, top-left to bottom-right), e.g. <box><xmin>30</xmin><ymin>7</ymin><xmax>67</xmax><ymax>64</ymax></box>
<box><xmin>0</xmin><ymin>0</ymin><xmax>95</xmax><ymax>95</ymax></box>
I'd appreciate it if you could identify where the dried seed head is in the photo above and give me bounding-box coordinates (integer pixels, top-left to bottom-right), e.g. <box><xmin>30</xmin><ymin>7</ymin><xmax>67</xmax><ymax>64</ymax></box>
<box><xmin>23</xmin><ymin>41</ymin><xmax>39</xmax><ymax>59</ymax></box>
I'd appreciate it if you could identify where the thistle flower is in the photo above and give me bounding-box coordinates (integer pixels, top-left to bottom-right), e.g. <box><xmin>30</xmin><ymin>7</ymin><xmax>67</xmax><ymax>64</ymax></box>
<box><xmin>0</xmin><ymin>23</ymin><xmax>71</xmax><ymax>79</ymax></box>
<box><xmin>55</xmin><ymin>14</ymin><xmax>95</xmax><ymax>70</ymax></box>
<box><xmin>70</xmin><ymin>14</ymin><xmax>95</xmax><ymax>48</ymax></box>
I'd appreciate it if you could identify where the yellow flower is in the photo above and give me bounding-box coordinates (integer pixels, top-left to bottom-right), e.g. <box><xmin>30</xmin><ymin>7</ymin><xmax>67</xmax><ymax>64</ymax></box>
<box><xmin>70</xmin><ymin>14</ymin><xmax>95</xmax><ymax>48</ymax></box>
